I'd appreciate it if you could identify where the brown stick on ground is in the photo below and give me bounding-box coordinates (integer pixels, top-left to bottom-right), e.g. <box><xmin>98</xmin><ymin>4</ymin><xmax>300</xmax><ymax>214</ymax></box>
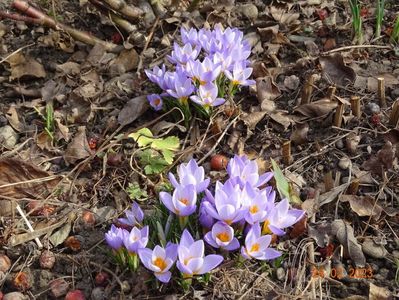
<box><xmin>11</xmin><ymin>0</ymin><xmax>119</xmax><ymax>52</ymax></box>
<box><xmin>103</xmin><ymin>0</ymin><xmax>144</xmax><ymax>19</ymax></box>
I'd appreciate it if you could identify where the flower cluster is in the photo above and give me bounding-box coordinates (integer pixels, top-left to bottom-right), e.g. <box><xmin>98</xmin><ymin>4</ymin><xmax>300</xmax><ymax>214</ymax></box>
<box><xmin>145</xmin><ymin>24</ymin><xmax>255</xmax><ymax>112</ymax></box>
<box><xmin>105</xmin><ymin>155</ymin><xmax>305</xmax><ymax>285</ymax></box>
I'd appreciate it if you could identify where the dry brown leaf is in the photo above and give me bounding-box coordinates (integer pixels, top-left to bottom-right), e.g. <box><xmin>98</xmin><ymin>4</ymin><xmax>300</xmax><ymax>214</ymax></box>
<box><xmin>109</xmin><ymin>48</ymin><xmax>139</xmax><ymax>76</ymax></box>
<box><xmin>270</xmin><ymin>7</ymin><xmax>300</xmax><ymax>26</ymax></box>
<box><xmin>0</xmin><ymin>158</ymin><xmax>61</xmax><ymax>199</ymax></box>
<box><xmin>64</xmin><ymin>126</ymin><xmax>93</xmax><ymax>165</ymax></box>
<box><xmin>6</xmin><ymin>105</ymin><xmax>23</xmax><ymax>132</ymax></box>
<box><xmin>269</xmin><ymin>111</ymin><xmax>293</xmax><ymax>130</ymax></box>
<box><xmin>319</xmin><ymin>54</ymin><xmax>356</xmax><ymax>86</ymax></box>
<box><xmin>118</xmin><ymin>95</ymin><xmax>149</xmax><ymax>126</ymax></box>
<box><xmin>6</xmin><ymin>52</ymin><xmax>46</xmax><ymax>80</ymax></box>
<box><xmin>339</xmin><ymin>195</ymin><xmax>383</xmax><ymax>220</ymax></box>
<box><xmin>369</xmin><ymin>283</ymin><xmax>392</xmax><ymax>300</ymax></box>
<box><xmin>367</xmin><ymin>73</ymin><xmax>399</xmax><ymax>92</ymax></box>
<box><xmin>257</xmin><ymin>77</ymin><xmax>281</xmax><ymax>107</ymax></box>
<box><xmin>36</xmin><ymin>131</ymin><xmax>53</xmax><ymax>150</ymax></box>
<box><xmin>294</xmin><ymin>98</ymin><xmax>338</xmax><ymax>118</ymax></box>
<box><xmin>362</xmin><ymin>141</ymin><xmax>396</xmax><ymax>175</ymax></box>
<box><xmin>290</xmin><ymin>123</ymin><xmax>309</xmax><ymax>145</ymax></box>
<box><xmin>241</xmin><ymin>111</ymin><xmax>267</xmax><ymax>130</ymax></box>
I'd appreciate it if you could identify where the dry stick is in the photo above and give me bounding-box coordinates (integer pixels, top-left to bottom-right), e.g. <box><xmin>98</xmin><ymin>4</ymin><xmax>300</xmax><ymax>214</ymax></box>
<box><xmin>350</xmin><ymin>96</ymin><xmax>361</xmax><ymax>118</ymax></box>
<box><xmin>324</xmin><ymin>171</ymin><xmax>334</xmax><ymax>192</ymax></box>
<box><xmin>15</xmin><ymin>204</ymin><xmax>43</xmax><ymax>248</ymax></box>
<box><xmin>282</xmin><ymin>140</ymin><xmax>292</xmax><ymax>165</ymax></box>
<box><xmin>301</xmin><ymin>74</ymin><xmax>316</xmax><ymax>105</ymax></box>
<box><xmin>389</xmin><ymin>100</ymin><xmax>399</xmax><ymax>127</ymax></box>
<box><xmin>11</xmin><ymin>0</ymin><xmax>118</xmax><ymax>51</ymax></box>
<box><xmin>378</xmin><ymin>77</ymin><xmax>386</xmax><ymax>108</ymax></box>
<box><xmin>333</xmin><ymin>102</ymin><xmax>345</xmax><ymax>127</ymax></box>
<box><xmin>136</xmin><ymin>16</ymin><xmax>160</xmax><ymax>74</ymax></box>
<box><xmin>307</xmin><ymin>190</ymin><xmax>320</xmax><ymax>299</ymax></box>
<box><xmin>321</xmin><ymin>44</ymin><xmax>391</xmax><ymax>55</ymax></box>
<box><xmin>326</xmin><ymin>85</ymin><xmax>336</xmax><ymax>100</ymax></box>
<box><xmin>102</xmin><ymin>0</ymin><xmax>143</xmax><ymax>19</ymax></box>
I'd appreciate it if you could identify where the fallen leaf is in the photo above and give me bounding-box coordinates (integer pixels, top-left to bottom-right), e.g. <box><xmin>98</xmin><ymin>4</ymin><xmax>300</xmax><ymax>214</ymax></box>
<box><xmin>319</xmin><ymin>184</ymin><xmax>348</xmax><ymax>206</ymax></box>
<box><xmin>109</xmin><ymin>48</ymin><xmax>139</xmax><ymax>76</ymax></box>
<box><xmin>270</xmin><ymin>7</ymin><xmax>300</xmax><ymax>26</ymax></box>
<box><xmin>151</xmin><ymin>120</ymin><xmax>186</xmax><ymax>135</ymax></box>
<box><xmin>257</xmin><ymin>77</ymin><xmax>280</xmax><ymax>108</ymax></box>
<box><xmin>319</xmin><ymin>54</ymin><xmax>356</xmax><ymax>86</ymax></box>
<box><xmin>6</xmin><ymin>106</ymin><xmax>23</xmax><ymax>132</ymax></box>
<box><xmin>362</xmin><ymin>141</ymin><xmax>396</xmax><ymax>175</ymax></box>
<box><xmin>64</xmin><ymin>126</ymin><xmax>93</xmax><ymax>165</ymax></box>
<box><xmin>49</xmin><ymin>222</ymin><xmax>72</xmax><ymax>247</ymax></box>
<box><xmin>118</xmin><ymin>95</ymin><xmax>149</xmax><ymax>126</ymax></box>
<box><xmin>290</xmin><ymin>123</ymin><xmax>309</xmax><ymax>145</ymax></box>
<box><xmin>369</xmin><ymin>282</ymin><xmax>392</xmax><ymax>300</ymax></box>
<box><xmin>367</xmin><ymin>73</ymin><xmax>399</xmax><ymax>92</ymax></box>
<box><xmin>339</xmin><ymin>195</ymin><xmax>383</xmax><ymax>220</ymax></box>
<box><xmin>0</xmin><ymin>158</ymin><xmax>61</xmax><ymax>198</ymax></box>
<box><xmin>361</xmin><ymin>238</ymin><xmax>388</xmax><ymax>259</ymax></box>
<box><xmin>269</xmin><ymin>110</ymin><xmax>293</xmax><ymax>130</ymax></box>
<box><xmin>6</xmin><ymin>52</ymin><xmax>46</xmax><ymax>80</ymax></box>
<box><xmin>294</xmin><ymin>98</ymin><xmax>338</xmax><ymax>118</ymax></box>
<box><xmin>241</xmin><ymin>111</ymin><xmax>267</xmax><ymax>130</ymax></box>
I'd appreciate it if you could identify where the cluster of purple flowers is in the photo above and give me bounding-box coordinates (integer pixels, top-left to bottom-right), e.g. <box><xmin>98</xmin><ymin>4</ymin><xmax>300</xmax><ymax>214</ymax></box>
<box><xmin>145</xmin><ymin>24</ymin><xmax>255</xmax><ymax>111</ymax></box>
<box><xmin>105</xmin><ymin>155</ymin><xmax>304</xmax><ymax>284</ymax></box>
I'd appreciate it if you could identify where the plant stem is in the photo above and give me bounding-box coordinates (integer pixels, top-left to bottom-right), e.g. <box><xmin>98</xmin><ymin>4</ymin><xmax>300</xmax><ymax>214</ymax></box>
<box><xmin>375</xmin><ymin>0</ymin><xmax>385</xmax><ymax>38</ymax></box>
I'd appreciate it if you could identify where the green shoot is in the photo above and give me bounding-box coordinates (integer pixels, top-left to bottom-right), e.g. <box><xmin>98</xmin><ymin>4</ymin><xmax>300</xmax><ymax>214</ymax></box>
<box><xmin>126</xmin><ymin>182</ymin><xmax>148</xmax><ymax>201</ymax></box>
<box><xmin>375</xmin><ymin>0</ymin><xmax>385</xmax><ymax>38</ymax></box>
<box><xmin>34</xmin><ymin>103</ymin><xmax>54</xmax><ymax>140</ymax></box>
<box><xmin>349</xmin><ymin>0</ymin><xmax>363</xmax><ymax>44</ymax></box>
<box><xmin>391</xmin><ymin>15</ymin><xmax>399</xmax><ymax>44</ymax></box>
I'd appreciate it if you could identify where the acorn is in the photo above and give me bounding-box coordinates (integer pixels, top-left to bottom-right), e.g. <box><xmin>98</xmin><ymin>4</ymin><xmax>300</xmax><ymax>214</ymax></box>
<box><xmin>65</xmin><ymin>290</ymin><xmax>85</xmax><ymax>300</ymax></box>
<box><xmin>94</xmin><ymin>272</ymin><xmax>109</xmax><ymax>287</ymax></box>
<box><xmin>210</xmin><ymin>154</ymin><xmax>229</xmax><ymax>171</ymax></box>
<box><xmin>39</xmin><ymin>250</ymin><xmax>56</xmax><ymax>269</ymax></box>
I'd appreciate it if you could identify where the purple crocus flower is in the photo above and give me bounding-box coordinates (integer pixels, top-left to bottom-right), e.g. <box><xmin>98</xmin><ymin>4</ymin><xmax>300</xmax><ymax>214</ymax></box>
<box><xmin>190</xmin><ymin>83</ymin><xmax>225</xmax><ymax>107</ymax></box>
<box><xmin>181</xmin><ymin>27</ymin><xmax>200</xmax><ymax>46</ymax></box>
<box><xmin>118</xmin><ymin>202</ymin><xmax>144</xmax><ymax>227</ymax></box>
<box><xmin>147</xmin><ymin>94</ymin><xmax>163</xmax><ymax>111</ymax></box>
<box><xmin>241</xmin><ymin>184</ymin><xmax>270</xmax><ymax>225</ymax></box>
<box><xmin>225</xmin><ymin>62</ymin><xmax>255</xmax><ymax>86</ymax></box>
<box><xmin>203</xmin><ymin>180</ymin><xmax>245</xmax><ymax>225</ymax></box>
<box><xmin>105</xmin><ymin>224</ymin><xmax>128</xmax><ymax>250</ymax></box>
<box><xmin>204</xmin><ymin>221</ymin><xmax>240</xmax><ymax>251</ymax></box>
<box><xmin>138</xmin><ymin>243</ymin><xmax>178</xmax><ymax>283</ymax></box>
<box><xmin>262</xmin><ymin>199</ymin><xmax>305</xmax><ymax>236</ymax></box>
<box><xmin>145</xmin><ymin>64</ymin><xmax>169</xmax><ymax>90</ymax></box>
<box><xmin>159</xmin><ymin>184</ymin><xmax>197</xmax><ymax>217</ymax></box>
<box><xmin>165</xmin><ymin>70</ymin><xmax>195</xmax><ymax>103</ymax></box>
<box><xmin>199</xmin><ymin>200</ymin><xmax>215</xmax><ymax>230</ymax></box>
<box><xmin>168</xmin><ymin>159</ymin><xmax>210</xmax><ymax>193</ymax></box>
<box><xmin>212</xmin><ymin>51</ymin><xmax>233</xmax><ymax>73</ymax></box>
<box><xmin>177</xmin><ymin>229</ymin><xmax>223</xmax><ymax>277</ymax></box>
<box><xmin>188</xmin><ymin>57</ymin><xmax>221</xmax><ymax>85</ymax></box>
<box><xmin>168</xmin><ymin>42</ymin><xmax>200</xmax><ymax>65</ymax></box>
<box><xmin>240</xmin><ymin>223</ymin><xmax>281</xmax><ymax>260</ymax></box>
<box><xmin>227</xmin><ymin>155</ymin><xmax>273</xmax><ymax>188</ymax></box>
<box><xmin>123</xmin><ymin>226</ymin><xmax>149</xmax><ymax>253</ymax></box>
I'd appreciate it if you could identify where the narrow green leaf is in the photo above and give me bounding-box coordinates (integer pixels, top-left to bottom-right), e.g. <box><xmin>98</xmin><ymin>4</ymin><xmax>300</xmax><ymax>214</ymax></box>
<box><xmin>271</xmin><ymin>158</ymin><xmax>302</xmax><ymax>205</ymax></box>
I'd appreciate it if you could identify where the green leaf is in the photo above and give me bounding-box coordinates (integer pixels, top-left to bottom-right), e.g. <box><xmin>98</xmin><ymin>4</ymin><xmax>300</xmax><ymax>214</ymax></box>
<box><xmin>151</xmin><ymin>136</ymin><xmax>180</xmax><ymax>151</ymax></box>
<box><xmin>271</xmin><ymin>158</ymin><xmax>302</xmax><ymax>205</ymax></box>
<box><xmin>162</xmin><ymin>149</ymin><xmax>174</xmax><ymax>165</ymax></box>
<box><xmin>129</xmin><ymin>128</ymin><xmax>154</xmax><ymax>147</ymax></box>
<box><xmin>126</xmin><ymin>182</ymin><xmax>147</xmax><ymax>201</ymax></box>
<box><xmin>139</xmin><ymin>149</ymin><xmax>169</xmax><ymax>175</ymax></box>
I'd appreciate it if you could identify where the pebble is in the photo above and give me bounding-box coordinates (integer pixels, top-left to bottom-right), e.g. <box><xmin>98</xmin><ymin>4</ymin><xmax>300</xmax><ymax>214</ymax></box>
<box><xmin>366</xmin><ymin>102</ymin><xmax>381</xmax><ymax>114</ymax></box>
<box><xmin>121</xmin><ymin>280</ymin><xmax>131</xmax><ymax>293</ymax></box>
<box><xmin>338</xmin><ymin>157</ymin><xmax>351</xmax><ymax>170</ymax></box>
<box><xmin>238</xmin><ymin>4</ymin><xmax>258</xmax><ymax>21</ymax></box>
<box><xmin>276</xmin><ymin>267</ymin><xmax>285</xmax><ymax>281</ymax></box>
<box><xmin>0</xmin><ymin>254</ymin><xmax>11</xmax><ymax>273</ymax></box>
<box><xmin>49</xmin><ymin>278</ymin><xmax>69</xmax><ymax>298</ymax></box>
<box><xmin>91</xmin><ymin>287</ymin><xmax>105</xmax><ymax>300</ymax></box>
<box><xmin>362</xmin><ymin>238</ymin><xmax>388</xmax><ymax>259</ymax></box>
<box><xmin>335</xmin><ymin>139</ymin><xmax>344</xmax><ymax>149</ymax></box>
<box><xmin>3</xmin><ymin>292</ymin><xmax>27</xmax><ymax>300</ymax></box>
<box><xmin>0</xmin><ymin>125</ymin><xmax>18</xmax><ymax>149</ymax></box>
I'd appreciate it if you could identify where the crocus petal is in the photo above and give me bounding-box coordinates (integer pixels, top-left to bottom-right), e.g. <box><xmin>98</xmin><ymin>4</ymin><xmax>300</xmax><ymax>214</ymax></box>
<box><xmin>155</xmin><ymin>271</ymin><xmax>172</xmax><ymax>283</ymax></box>
<box><xmin>257</xmin><ymin>172</ymin><xmax>273</xmax><ymax>187</ymax></box>
<box><xmin>165</xmin><ymin>243</ymin><xmax>178</xmax><ymax>261</ymax></box>
<box><xmin>197</xmin><ymin>254</ymin><xmax>223</xmax><ymax>274</ymax></box>
<box><xmin>180</xmin><ymin>229</ymin><xmax>195</xmax><ymax>247</ymax></box>
<box><xmin>268</xmin><ymin>224</ymin><xmax>286</xmax><ymax>236</ymax></box>
<box><xmin>204</xmin><ymin>232</ymin><xmax>219</xmax><ymax>248</ymax></box>
<box><xmin>138</xmin><ymin>248</ymin><xmax>153</xmax><ymax>270</ymax></box>
<box><xmin>176</xmin><ymin>260</ymin><xmax>192</xmax><ymax>275</ymax></box>
<box><xmin>261</xmin><ymin>248</ymin><xmax>282</xmax><ymax>260</ymax></box>
<box><xmin>187</xmin><ymin>257</ymin><xmax>204</xmax><ymax>274</ymax></box>
<box><xmin>189</xmin><ymin>240</ymin><xmax>205</xmax><ymax>258</ymax></box>
<box><xmin>159</xmin><ymin>192</ymin><xmax>177</xmax><ymax>214</ymax></box>
<box><xmin>168</xmin><ymin>173</ymin><xmax>179</xmax><ymax>188</ymax></box>
<box><xmin>223</xmin><ymin>238</ymin><xmax>240</xmax><ymax>251</ymax></box>
<box><xmin>240</xmin><ymin>246</ymin><xmax>251</xmax><ymax>260</ymax></box>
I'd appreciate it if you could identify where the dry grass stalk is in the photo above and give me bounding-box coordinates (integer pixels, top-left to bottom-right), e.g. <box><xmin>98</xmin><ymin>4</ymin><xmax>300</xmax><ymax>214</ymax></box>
<box><xmin>324</xmin><ymin>171</ymin><xmax>334</xmax><ymax>192</ymax></box>
<box><xmin>350</xmin><ymin>96</ymin><xmax>361</xmax><ymax>118</ymax></box>
<box><xmin>333</xmin><ymin>103</ymin><xmax>345</xmax><ymax>127</ymax></box>
<box><xmin>389</xmin><ymin>100</ymin><xmax>399</xmax><ymax>127</ymax></box>
<box><xmin>301</xmin><ymin>74</ymin><xmax>316</xmax><ymax>105</ymax></box>
<box><xmin>282</xmin><ymin>141</ymin><xmax>293</xmax><ymax>165</ymax></box>
<box><xmin>326</xmin><ymin>85</ymin><xmax>336</xmax><ymax>100</ymax></box>
<box><xmin>378</xmin><ymin>77</ymin><xmax>386</xmax><ymax>108</ymax></box>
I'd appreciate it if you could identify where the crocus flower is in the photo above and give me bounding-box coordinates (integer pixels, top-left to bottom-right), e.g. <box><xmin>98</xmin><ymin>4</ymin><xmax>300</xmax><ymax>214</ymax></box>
<box><xmin>168</xmin><ymin>159</ymin><xmax>210</xmax><ymax>193</ymax></box>
<box><xmin>262</xmin><ymin>199</ymin><xmax>305</xmax><ymax>236</ymax></box>
<box><xmin>199</xmin><ymin>200</ymin><xmax>215</xmax><ymax>230</ymax></box>
<box><xmin>227</xmin><ymin>155</ymin><xmax>273</xmax><ymax>188</ymax></box>
<box><xmin>190</xmin><ymin>83</ymin><xmax>225</xmax><ymax>107</ymax></box>
<box><xmin>204</xmin><ymin>221</ymin><xmax>240</xmax><ymax>251</ymax></box>
<box><xmin>241</xmin><ymin>184</ymin><xmax>270</xmax><ymax>225</ymax></box>
<box><xmin>159</xmin><ymin>184</ymin><xmax>197</xmax><ymax>217</ymax></box>
<box><xmin>145</xmin><ymin>64</ymin><xmax>168</xmax><ymax>90</ymax></box>
<box><xmin>177</xmin><ymin>229</ymin><xmax>223</xmax><ymax>277</ymax></box>
<box><xmin>187</xmin><ymin>57</ymin><xmax>221</xmax><ymax>85</ymax></box>
<box><xmin>165</xmin><ymin>71</ymin><xmax>195</xmax><ymax>103</ymax></box>
<box><xmin>118</xmin><ymin>202</ymin><xmax>144</xmax><ymax>227</ymax></box>
<box><xmin>123</xmin><ymin>226</ymin><xmax>149</xmax><ymax>253</ymax></box>
<box><xmin>225</xmin><ymin>62</ymin><xmax>255</xmax><ymax>86</ymax></box>
<box><xmin>147</xmin><ymin>94</ymin><xmax>163</xmax><ymax>111</ymax></box>
<box><xmin>168</xmin><ymin>42</ymin><xmax>200</xmax><ymax>65</ymax></box>
<box><xmin>105</xmin><ymin>224</ymin><xmax>128</xmax><ymax>250</ymax></box>
<box><xmin>204</xmin><ymin>180</ymin><xmax>245</xmax><ymax>225</ymax></box>
<box><xmin>181</xmin><ymin>27</ymin><xmax>200</xmax><ymax>46</ymax></box>
<box><xmin>138</xmin><ymin>243</ymin><xmax>177</xmax><ymax>283</ymax></box>
<box><xmin>241</xmin><ymin>223</ymin><xmax>281</xmax><ymax>260</ymax></box>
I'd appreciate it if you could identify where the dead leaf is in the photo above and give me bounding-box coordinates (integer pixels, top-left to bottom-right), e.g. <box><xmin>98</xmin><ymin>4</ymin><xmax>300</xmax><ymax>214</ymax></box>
<box><xmin>332</xmin><ymin>219</ymin><xmax>366</xmax><ymax>267</ymax></box>
<box><xmin>269</xmin><ymin>111</ymin><xmax>293</xmax><ymax>130</ymax></box>
<box><xmin>54</xmin><ymin>118</ymin><xmax>70</xmax><ymax>142</ymax></box>
<box><xmin>294</xmin><ymin>98</ymin><xmax>338</xmax><ymax>118</ymax></box>
<box><xmin>362</xmin><ymin>141</ymin><xmax>396</xmax><ymax>175</ymax></box>
<box><xmin>49</xmin><ymin>222</ymin><xmax>72</xmax><ymax>247</ymax></box>
<box><xmin>0</xmin><ymin>200</ymin><xmax>16</xmax><ymax>217</ymax></box>
<box><xmin>339</xmin><ymin>195</ymin><xmax>383</xmax><ymax>220</ymax></box>
<box><xmin>369</xmin><ymin>283</ymin><xmax>392</xmax><ymax>300</ymax></box>
<box><xmin>36</xmin><ymin>131</ymin><xmax>53</xmax><ymax>150</ymax></box>
<box><xmin>6</xmin><ymin>52</ymin><xmax>46</xmax><ymax>80</ymax></box>
<box><xmin>270</xmin><ymin>7</ymin><xmax>300</xmax><ymax>26</ymax></box>
<box><xmin>361</xmin><ymin>238</ymin><xmax>388</xmax><ymax>259</ymax></box>
<box><xmin>6</xmin><ymin>106</ymin><xmax>23</xmax><ymax>132</ymax></box>
<box><xmin>64</xmin><ymin>126</ymin><xmax>93</xmax><ymax>165</ymax></box>
<box><xmin>319</xmin><ymin>54</ymin><xmax>356</xmax><ymax>86</ymax></box>
<box><xmin>118</xmin><ymin>95</ymin><xmax>149</xmax><ymax>126</ymax></box>
<box><xmin>308</xmin><ymin>222</ymin><xmax>332</xmax><ymax>247</ymax></box>
<box><xmin>109</xmin><ymin>48</ymin><xmax>139</xmax><ymax>76</ymax></box>
<box><xmin>319</xmin><ymin>184</ymin><xmax>348</xmax><ymax>206</ymax></box>
<box><xmin>367</xmin><ymin>73</ymin><xmax>399</xmax><ymax>92</ymax></box>
<box><xmin>241</xmin><ymin>111</ymin><xmax>267</xmax><ymax>130</ymax></box>
<box><xmin>151</xmin><ymin>120</ymin><xmax>186</xmax><ymax>135</ymax></box>
<box><xmin>290</xmin><ymin>123</ymin><xmax>309</xmax><ymax>145</ymax></box>
<box><xmin>0</xmin><ymin>158</ymin><xmax>61</xmax><ymax>198</ymax></box>
<box><xmin>257</xmin><ymin>77</ymin><xmax>281</xmax><ymax>107</ymax></box>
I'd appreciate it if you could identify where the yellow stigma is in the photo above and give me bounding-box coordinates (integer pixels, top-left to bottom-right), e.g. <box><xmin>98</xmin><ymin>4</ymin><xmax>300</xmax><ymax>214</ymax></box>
<box><xmin>262</xmin><ymin>219</ymin><xmax>272</xmax><ymax>235</ymax></box>
<box><xmin>216</xmin><ymin>232</ymin><xmax>230</xmax><ymax>242</ymax></box>
<box><xmin>249</xmin><ymin>205</ymin><xmax>259</xmax><ymax>214</ymax></box>
<box><xmin>250</xmin><ymin>243</ymin><xmax>260</xmax><ymax>253</ymax></box>
<box><xmin>225</xmin><ymin>219</ymin><xmax>232</xmax><ymax>225</ymax></box>
<box><xmin>154</xmin><ymin>98</ymin><xmax>161</xmax><ymax>106</ymax></box>
<box><xmin>153</xmin><ymin>257</ymin><xmax>167</xmax><ymax>271</ymax></box>
<box><xmin>179</xmin><ymin>198</ymin><xmax>189</xmax><ymax>205</ymax></box>
<box><xmin>232</xmin><ymin>80</ymin><xmax>240</xmax><ymax>85</ymax></box>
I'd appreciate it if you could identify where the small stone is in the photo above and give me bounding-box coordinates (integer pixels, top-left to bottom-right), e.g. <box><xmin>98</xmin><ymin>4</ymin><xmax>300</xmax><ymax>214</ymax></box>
<box><xmin>284</xmin><ymin>75</ymin><xmax>300</xmax><ymax>90</ymax></box>
<box><xmin>392</xmin><ymin>250</ymin><xmax>399</xmax><ymax>259</ymax></box>
<box><xmin>49</xmin><ymin>278</ymin><xmax>69</xmax><ymax>298</ymax></box>
<box><xmin>366</xmin><ymin>102</ymin><xmax>381</xmax><ymax>114</ymax></box>
<box><xmin>316</xmin><ymin>165</ymin><xmax>324</xmax><ymax>171</ymax></box>
<box><xmin>276</xmin><ymin>267</ymin><xmax>285</xmax><ymax>281</ymax></box>
<box><xmin>91</xmin><ymin>287</ymin><xmax>105</xmax><ymax>300</ymax></box>
<box><xmin>0</xmin><ymin>114</ymin><xmax>7</xmax><ymax>127</ymax></box>
<box><xmin>338</xmin><ymin>157</ymin><xmax>351</xmax><ymax>170</ymax></box>
<box><xmin>238</xmin><ymin>4</ymin><xmax>258</xmax><ymax>21</ymax></box>
<box><xmin>3</xmin><ymin>292</ymin><xmax>27</xmax><ymax>300</ymax></box>
<box><xmin>335</xmin><ymin>139</ymin><xmax>344</xmax><ymax>149</ymax></box>
<box><xmin>39</xmin><ymin>250</ymin><xmax>56</xmax><ymax>269</ymax></box>
<box><xmin>163</xmin><ymin>295</ymin><xmax>177</xmax><ymax>300</ymax></box>
<box><xmin>0</xmin><ymin>255</ymin><xmax>11</xmax><ymax>273</ymax></box>
<box><xmin>121</xmin><ymin>280</ymin><xmax>130</xmax><ymax>293</ymax></box>
<box><xmin>0</xmin><ymin>125</ymin><xmax>18</xmax><ymax>149</ymax></box>
<box><xmin>362</xmin><ymin>238</ymin><xmax>388</xmax><ymax>259</ymax></box>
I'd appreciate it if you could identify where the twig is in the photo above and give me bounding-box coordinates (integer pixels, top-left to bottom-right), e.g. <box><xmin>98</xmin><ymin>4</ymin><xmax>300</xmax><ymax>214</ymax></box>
<box><xmin>102</xmin><ymin>0</ymin><xmax>143</xmax><ymax>20</ymax></box>
<box><xmin>322</xmin><ymin>44</ymin><xmax>391</xmax><ymax>55</ymax></box>
<box><xmin>89</xmin><ymin>261</ymin><xmax>125</xmax><ymax>298</ymax></box>
<box><xmin>136</xmin><ymin>16</ymin><xmax>160</xmax><ymax>74</ymax></box>
<box><xmin>15</xmin><ymin>204</ymin><xmax>43</xmax><ymax>248</ymax></box>
<box><xmin>0</xmin><ymin>42</ymin><xmax>35</xmax><ymax>64</ymax></box>
<box><xmin>378</xmin><ymin>77</ymin><xmax>386</xmax><ymax>108</ymax></box>
<box><xmin>198</xmin><ymin>115</ymin><xmax>240</xmax><ymax>165</ymax></box>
